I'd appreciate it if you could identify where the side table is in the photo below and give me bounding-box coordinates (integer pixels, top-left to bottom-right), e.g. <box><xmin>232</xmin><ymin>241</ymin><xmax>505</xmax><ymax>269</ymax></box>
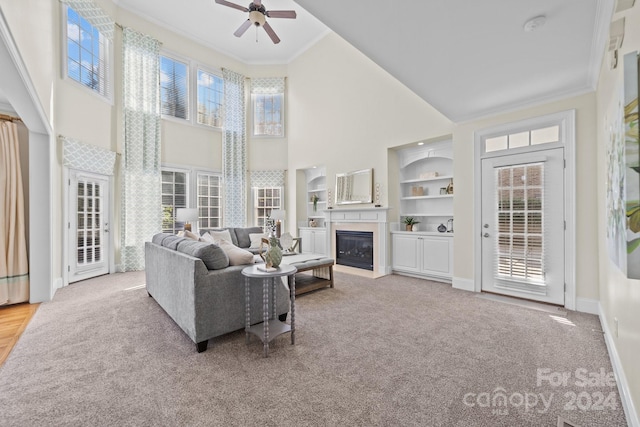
<box><xmin>241</xmin><ymin>264</ymin><xmax>297</xmax><ymax>357</ymax></box>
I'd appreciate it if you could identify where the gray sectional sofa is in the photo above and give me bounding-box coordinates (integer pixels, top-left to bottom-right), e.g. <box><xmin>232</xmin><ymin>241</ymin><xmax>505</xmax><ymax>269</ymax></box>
<box><xmin>145</xmin><ymin>231</ymin><xmax>290</xmax><ymax>353</ymax></box>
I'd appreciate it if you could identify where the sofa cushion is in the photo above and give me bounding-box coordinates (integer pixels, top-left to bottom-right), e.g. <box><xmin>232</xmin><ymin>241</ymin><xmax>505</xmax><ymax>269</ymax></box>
<box><xmin>162</xmin><ymin>235</ymin><xmax>186</xmax><ymax>250</ymax></box>
<box><xmin>249</xmin><ymin>233</ymin><xmax>268</xmax><ymax>249</ymax></box>
<box><xmin>236</xmin><ymin>227</ymin><xmax>264</xmax><ymax>248</ymax></box>
<box><xmin>152</xmin><ymin>233</ymin><xmax>173</xmax><ymax>246</ymax></box>
<box><xmin>217</xmin><ymin>239</ymin><xmax>255</xmax><ymax>266</ymax></box>
<box><xmin>177</xmin><ymin>240</ymin><xmax>229</xmax><ymax>270</ymax></box>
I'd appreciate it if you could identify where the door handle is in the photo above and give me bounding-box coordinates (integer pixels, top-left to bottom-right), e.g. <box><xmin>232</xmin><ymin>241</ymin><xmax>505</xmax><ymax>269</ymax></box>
<box><xmin>483</xmin><ymin>233</ymin><xmax>490</xmax><ymax>238</ymax></box>
<box><xmin>483</xmin><ymin>224</ymin><xmax>489</xmax><ymax>228</ymax></box>
<box><xmin>104</xmin><ymin>222</ymin><xmax>109</xmax><ymax>233</ymax></box>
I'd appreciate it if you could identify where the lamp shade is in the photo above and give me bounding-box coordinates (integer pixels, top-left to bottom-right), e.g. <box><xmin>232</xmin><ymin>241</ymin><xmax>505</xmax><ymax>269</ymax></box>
<box><xmin>176</xmin><ymin>208</ymin><xmax>198</xmax><ymax>222</ymax></box>
<box><xmin>270</xmin><ymin>209</ymin><xmax>286</xmax><ymax>221</ymax></box>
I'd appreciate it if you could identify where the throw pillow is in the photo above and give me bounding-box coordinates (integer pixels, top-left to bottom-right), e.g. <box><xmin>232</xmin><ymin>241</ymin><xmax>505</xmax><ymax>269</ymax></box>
<box><xmin>208</xmin><ymin>229</ymin><xmax>233</xmax><ymax>244</ymax></box>
<box><xmin>217</xmin><ymin>239</ymin><xmax>254</xmax><ymax>266</ymax></box>
<box><xmin>200</xmin><ymin>232</ymin><xmax>215</xmax><ymax>244</ymax></box>
<box><xmin>176</xmin><ymin>240</ymin><xmax>229</xmax><ymax>270</ymax></box>
<box><xmin>177</xmin><ymin>230</ymin><xmax>200</xmax><ymax>240</ymax></box>
<box><xmin>235</xmin><ymin>227</ymin><xmax>264</xmax><ymax>248</ymax></box>
<box><xmin>249</xmin><ymin>233</ymin><xmax>268</xmax><ymax>249</ymax></box>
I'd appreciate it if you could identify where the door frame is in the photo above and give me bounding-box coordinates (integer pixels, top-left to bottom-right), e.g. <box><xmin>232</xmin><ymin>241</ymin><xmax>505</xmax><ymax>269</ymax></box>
<box><xmin>62</xmin><ymin>167</ymin><xmax>115</xmax><ymax>286</ymax></box>
<box><xmin>473</xmin><ymin>110</ymin><xmax>576</xmax><ymax>310</ymax></box>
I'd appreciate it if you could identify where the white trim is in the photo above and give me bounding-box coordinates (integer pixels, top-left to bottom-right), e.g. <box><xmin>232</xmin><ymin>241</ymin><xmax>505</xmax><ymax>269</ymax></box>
<box><xmin>452</xmin><ymin>277</ymin><xmax>475</xmax><ymax>292</ymax></box>
<box><xmin>599</xmin><ymin>303</ymin><xmax>640</xmax><ymax>427</ymax></box>
<box><xmin>473</xmin><ymin>110</ymin><xmax>576</xmax><ymax>310</ymax></box>
<box><xmin>575</xmin><ymin>297</ymin><xmax>599</xmax><ymax>315</ymax></box>
<box><xmin>587</xmin><ymin>0</ymin><xmax>616</xmax><ymax>90</ymax></box>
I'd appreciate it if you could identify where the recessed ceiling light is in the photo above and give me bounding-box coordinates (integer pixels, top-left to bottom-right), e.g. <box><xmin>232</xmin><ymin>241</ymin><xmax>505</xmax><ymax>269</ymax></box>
<box><xmin>523</xmin><ymin>15</ymin><xmax>547</xmax><ymax>32</ymax></box>
<box><xmin>418</xmin><ymin>142</ymin><xmax>424</xmax><ymax>146</ymax></box>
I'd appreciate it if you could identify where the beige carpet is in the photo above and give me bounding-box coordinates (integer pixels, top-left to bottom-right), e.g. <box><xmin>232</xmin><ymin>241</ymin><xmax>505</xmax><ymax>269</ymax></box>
<box><xmin>0</xmin><ymin>271</ymin><xmax>627</xmax><ymax>426</ymax></box>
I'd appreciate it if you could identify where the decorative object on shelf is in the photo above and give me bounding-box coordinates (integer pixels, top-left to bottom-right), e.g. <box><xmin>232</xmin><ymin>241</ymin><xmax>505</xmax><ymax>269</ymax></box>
<box><xmin>374</xmin><ymin>182</ymin><xmax>381</xmax><ymax>207</ymax></box>
<box><xmin>309</xmin><ymin>219</ymin><xmax>317</xmax><ymax>227</ymax></box>
<box><xmin>176</xmin><ymin>208</ymin><xmax>198</xmax><ymax>232</ymax></box>
<box><xmin>447</xmin><ymin>218</ymin><xmax>454</xmax><ymax>233</ymax></box>
<box><xmin>411</xmin><ymin>186</ymin><xmax>425</xmax><ymax>196</ymax></box>
<box><xmin>446</xmin><ymin>179</ymin><xmax>454</xmax><ymax>194</ymax></box>
<box><xmin>403</xmin><ymin>216</ymin><xmax>420</xmax><ymax>231</ymax></box>
<box><xmin>311</xmin><ymin>193</ymin><xmax>319</xmax><ymax>211</ymax></box>
<box><xmin>259</xmin><ymin>235</ymin><xmax>283</xmax><ymax>268</ymax></box>
<box><xmin>420</xmin><ymin>171</ymin><xmax>439</xmax><ymax>179</ymax></box>
<box><xmin>270</xmin><ymin>209</ymin><xmax>286</xmax><ymax>238</ymax></box>
<box><xmin>437</xmin><ymin>223</ymin><xmax>447</xmax><ymax>233</ymax></box>
<box><xmin>327</xmin><ymin>189</ymin><xmax>333</xmax><ymax>209</ymax></box>
<box><xmin>440</xmin><ymin>187</ymin><xmax>448</xmax><ymax>195</ymax></box>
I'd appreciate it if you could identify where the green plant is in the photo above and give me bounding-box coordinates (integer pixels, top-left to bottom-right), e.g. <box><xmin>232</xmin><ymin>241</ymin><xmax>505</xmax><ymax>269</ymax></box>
<box><xmin>403</xmin><ymin>216</ymin><xmax>420</xmax><ymax>226</ymax></box>
<box><xmin>311</xmin><ymin>194</ymin><xmax>319</xmax><ymax>211</ymax></box>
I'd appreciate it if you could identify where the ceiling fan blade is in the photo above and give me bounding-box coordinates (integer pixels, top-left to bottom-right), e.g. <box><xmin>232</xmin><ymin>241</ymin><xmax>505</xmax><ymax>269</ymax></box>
<box><xmin>262</xmin><ymin>21</ymin><xmax>280</xmax><ymax>44</ymax></box>
<box><xmin>234</xmin><ymin>19</ymin><xmax>253</xmax><ymax>37</ymax></box>
<box><xmin>215</xmin><ymin>0</ymin><xmax>249</xmax><ymax>12</ymax></box>
<box><xmin>266</xmin><ymin>10</ymin><xmax>297</xmax><ymax>19</ymax></box>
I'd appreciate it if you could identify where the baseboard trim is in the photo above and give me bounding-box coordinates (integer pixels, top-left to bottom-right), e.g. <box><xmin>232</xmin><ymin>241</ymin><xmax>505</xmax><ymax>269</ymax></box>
<box><xmin>575</xmin><ymin>297</ymin><xmax>599</xmax><ymax>315</ymax></box>
<box><xmin>599</xmin><ymin>303</ymin><xmax>639</xmax><ymax>427</ymax></box>
<box><xmin>452</xmin><ymin>277</ymin><xmax>475</xmax><ymax>292</ymax></box>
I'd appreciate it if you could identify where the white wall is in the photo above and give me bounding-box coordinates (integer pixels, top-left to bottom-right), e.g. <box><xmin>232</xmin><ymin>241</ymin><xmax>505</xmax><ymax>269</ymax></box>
<box><xmin>596</xmin><ymin>4</ymin><xmax>640</xmax><ymax>421</ymax></box>
<box><xmin>286</xmin><ymin>32</ymin><xmax>453</xmax><ymax>232</ymax></box>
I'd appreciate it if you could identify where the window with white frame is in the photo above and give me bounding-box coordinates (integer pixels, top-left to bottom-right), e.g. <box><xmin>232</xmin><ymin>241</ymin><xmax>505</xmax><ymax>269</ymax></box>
<box><xmin>251</xmin><ymin>77</ymin><xmax>285</xmax><ymax>137</ymax></box>
<box><xmin>254</xmin><ymin>187</ymin><xmax>282</xmax><ymax>228</ymax></box>
<box><xmin>63</xmin><ymin>4</ymin><xmax>113</xmax><ymax>99</ymax></box>
<box><xmin>484</xmin><ymin>125</ymin><xmax>560</xmax><ymax>153</ymax></box>
<box><xmin>161</xmin><ymin>170</ymin><xmax>187</xmax><ymax>233</ymax></box>
<box><xmin>160</xmin><ymin>55</ymin><xmax>189</xmax><ymax>120</ymax></box>
<box><xmin>197</xmin><ymin>172</ymin><xmax>223</xmax><ymax>228</ymax></box>
<box><xmin>197</xmin><ymin>69</ymin><xmax>224</xmax><ymax>128</ymax></box>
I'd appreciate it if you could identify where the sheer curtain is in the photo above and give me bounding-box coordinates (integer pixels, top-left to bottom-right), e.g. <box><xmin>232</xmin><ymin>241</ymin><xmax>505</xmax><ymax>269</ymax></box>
<box><xmin>120</xmin><ymin>28</ymin><xmax>162</xmax><ymax>271</ymax></box>
<box><xmin>0</xmin><ymin>121</ymin><xmax>29</xmax><ymax>305</ymax></box>
<box><xmin>222</xmin><ymin>68</ymin><xmax>247</xmax><ymax>227</ymax></box>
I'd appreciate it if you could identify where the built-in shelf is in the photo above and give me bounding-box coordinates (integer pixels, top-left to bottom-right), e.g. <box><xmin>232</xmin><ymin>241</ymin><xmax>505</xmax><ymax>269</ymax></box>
<box><xmin>402</xmin><ymin>213</ymin><xmax>454</xmax><ymax>217</ymax></box>
<box><xmin>308</xmin><ymin>187</ymin><xmax>326</xmax><ymax>193</ymax></box>
<box><xmin>400</xmin><ymin>175</ymin><xmax>454</xmax><ymax>184</ymax></box>
<box><xmin>400</xmin><ymin>195</ymin><xmax>454</xmax><ymax>201</ymax></box>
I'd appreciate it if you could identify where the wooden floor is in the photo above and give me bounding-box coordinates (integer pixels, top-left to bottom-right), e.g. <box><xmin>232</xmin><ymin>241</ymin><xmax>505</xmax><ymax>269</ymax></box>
<box><xmin>0</xmin><ymin>302</ymin><xmax>39</xmax><ymax>367</ymax></box>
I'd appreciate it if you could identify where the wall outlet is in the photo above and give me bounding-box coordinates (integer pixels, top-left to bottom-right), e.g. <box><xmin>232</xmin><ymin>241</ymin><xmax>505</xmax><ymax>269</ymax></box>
<box><xmin>614</xmin><ymin>317</ymin><xmax>619</xmax><ymax>338</ymax></box>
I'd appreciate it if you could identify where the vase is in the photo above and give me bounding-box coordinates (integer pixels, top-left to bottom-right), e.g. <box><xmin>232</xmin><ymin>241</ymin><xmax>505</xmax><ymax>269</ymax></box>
<box><xmin>261</xmin><ymin>235</ymin><xmax>283</xmax><ymax>268</ymax></box>
<box><xmin>406</xmin><ymin>224</ymin><xmax>412</xmax><ymax>231</ymax></box>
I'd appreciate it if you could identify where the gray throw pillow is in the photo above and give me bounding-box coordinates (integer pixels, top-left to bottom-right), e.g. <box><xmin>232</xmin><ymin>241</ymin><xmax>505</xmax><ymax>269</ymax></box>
<box><xmin>177</xmin><ymin>240</ymin><xmax>229</xmax><ymax>270</ymax></box>
<box><xmin>162</xmin><ymin>235</ymin><xmax>185</xmax><ymax>250</ymax></box>
<box><xmin>235</xmin><ymin>227</ymin><xmax>263</xmax><ymax>249</ymax></box>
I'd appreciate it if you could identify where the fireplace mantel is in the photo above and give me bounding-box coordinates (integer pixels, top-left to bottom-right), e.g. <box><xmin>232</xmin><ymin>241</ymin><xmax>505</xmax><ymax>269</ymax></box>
<box><xmin>324</xmin><ymin>207</ymin><xmax>390</xmax><ymax>278</ymax></box>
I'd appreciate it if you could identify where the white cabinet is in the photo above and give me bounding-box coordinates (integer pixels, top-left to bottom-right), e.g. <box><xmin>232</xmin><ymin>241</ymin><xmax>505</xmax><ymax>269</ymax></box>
<box><xmin>391</xmin><ymin>232</ymin><xmax>453</xmax><ymax>281</ymax></box>
<box><xmin>398</xmin><ymin>139</ymin><xmax>453</xmax><ymax>232</ymax></box>
<box><xmin>298</xmin><ymin>227</ymin><xmax>327</xmax><ymax>255</ymax></box>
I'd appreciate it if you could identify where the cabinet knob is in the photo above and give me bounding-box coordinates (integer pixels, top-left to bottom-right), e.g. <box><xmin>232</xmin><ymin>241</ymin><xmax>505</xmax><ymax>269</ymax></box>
<box><xmin>483</xmin><ymin>233</ymin><xmax>490</xmax><ymax>238</ymax></box>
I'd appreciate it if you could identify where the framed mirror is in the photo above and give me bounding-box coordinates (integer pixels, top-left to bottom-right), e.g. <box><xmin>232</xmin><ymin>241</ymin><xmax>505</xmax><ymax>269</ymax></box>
<box><xmin>335</xmin><ymin>168</ymin><xmax>373</xmax><ymax>205</ymax></box>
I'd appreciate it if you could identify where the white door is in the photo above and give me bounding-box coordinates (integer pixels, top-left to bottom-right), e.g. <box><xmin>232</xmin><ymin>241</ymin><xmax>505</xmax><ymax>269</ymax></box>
<box><xmin>68</xmin><ymin>170</ymin><xmax>110</xmax><ymax>283</ymax></box>
<box><xmin>481</xmin><ymin>148</ymin><xmax>564</xmax><ymax>305</ymax></box>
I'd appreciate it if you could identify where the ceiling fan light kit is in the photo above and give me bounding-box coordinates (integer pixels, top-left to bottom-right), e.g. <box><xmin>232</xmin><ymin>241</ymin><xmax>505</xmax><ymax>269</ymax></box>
<box><xmin>215</xmin><ymin>0</ymin><xmax>297</xmax><ymax>44</ymax></box>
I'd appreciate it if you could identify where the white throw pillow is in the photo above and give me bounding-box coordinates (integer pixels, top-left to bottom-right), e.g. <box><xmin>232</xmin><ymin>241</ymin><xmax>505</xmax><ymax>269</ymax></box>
<box><xmin>249</xmin><ymin>233</ymin><xmax>268</xmax><ymax>249</ymax></box>
<box><xmin>217</xmin><ymin>239</ymin><xmax>254</xmax><ymax>266</ymax></box>
<box><xmin>208</xmin><ymin>229</ymin><xmax>233</xmax><ymax>244</ymax></box>
<box><xmin>177</xmin><ymin>230</ymin><xmax>199</xmax><ymax>240</ymax></box>
<box><xmin>200</xmin><ymin>232</ymin><xmax>215</xmax><ymax>243</ymax></box>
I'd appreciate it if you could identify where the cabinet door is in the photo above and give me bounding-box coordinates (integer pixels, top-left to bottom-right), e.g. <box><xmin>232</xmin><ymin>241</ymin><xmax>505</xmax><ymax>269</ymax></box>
<box><xmin>313</xmin><ymin>230</ymin><xmax>327</xmax><ymax>256</ymax></box>
<box><xmin>420</xmin><ymin>237</ymin><xmax>451</xmax><ymax>276</ymax></box>
<box><xmin>391</xmin><ymin>234</ymin><xmax>420</xmax><ymax>273</ymax></box>
<box><xmin>298</xmin><ymin>229</ymin><xmax>313</xmax><ymax>254</ymax></box>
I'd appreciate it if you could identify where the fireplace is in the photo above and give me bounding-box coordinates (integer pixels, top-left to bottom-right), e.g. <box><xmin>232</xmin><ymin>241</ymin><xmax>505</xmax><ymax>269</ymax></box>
<box><xmin>336</xmin><ymin>230</ymin><xmax>374</xmax><ymax>271</ymax></box>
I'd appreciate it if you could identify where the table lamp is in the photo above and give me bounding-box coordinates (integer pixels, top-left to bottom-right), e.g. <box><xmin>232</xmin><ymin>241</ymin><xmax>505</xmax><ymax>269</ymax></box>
<box><xmin>270</xmin><ymin>209</ymin><xmax>286</xmax><ymax>238</ymax></box>
<box><xmin>176</xmin><ymin>208</ymin><xmax>198</xmax><ymax>232</ymax></box>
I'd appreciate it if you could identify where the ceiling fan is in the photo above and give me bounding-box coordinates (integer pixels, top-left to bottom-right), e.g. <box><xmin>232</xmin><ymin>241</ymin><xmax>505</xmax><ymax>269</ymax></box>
<box><xmin>215</xmin><ymin>0</ymin><xmax>297</xmax><ymax>44</ymax></box>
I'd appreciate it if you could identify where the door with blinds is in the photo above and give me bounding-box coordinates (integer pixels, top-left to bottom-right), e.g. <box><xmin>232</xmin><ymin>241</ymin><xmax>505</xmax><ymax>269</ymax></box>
<box><xmin>481</xmin><ymin>148</ymin><xmax>564</xmax><ymax>305</ymax></box>
<box><xmin>68</xmin><ymin>170</ymin><xmax>110</xmax><ymax>283</ymax></box>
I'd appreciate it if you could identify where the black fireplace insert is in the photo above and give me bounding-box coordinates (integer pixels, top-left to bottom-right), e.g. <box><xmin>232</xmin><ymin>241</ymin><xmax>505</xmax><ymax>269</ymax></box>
<box><xmin>335</xmin><ymin>230</ymin><xmax>374</xmax><ymax>271</ymax></box>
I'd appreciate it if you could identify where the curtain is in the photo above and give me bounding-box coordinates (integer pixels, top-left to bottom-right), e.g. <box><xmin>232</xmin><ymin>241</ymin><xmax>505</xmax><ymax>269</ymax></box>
<box><xmin>120</xmin><ymin>28</ymin><xmax>162</xmax><ymax>271</ymax></box>
<box><xmin>222</xmin><ymin>68</ymin><xmax>247</xmax><ymax>227</ymax></box>
<box><xmin>61</xmin><ymin>136</ymin><xmax>117</xmax><ymax>176</ymax></box>
<box><xmin>0</xmin><ymin>121</ymin><xmax>29</xmax><ymax>305</ymax></box>
<box><xmin>250</xmin><ymin>170</ymin><xmax>285</xmax><ymax>188</ymax></box>
<box><xmin>60</xmin><ymin>0</ymin><xmax>115</xmax><ymax>40</ymax></box>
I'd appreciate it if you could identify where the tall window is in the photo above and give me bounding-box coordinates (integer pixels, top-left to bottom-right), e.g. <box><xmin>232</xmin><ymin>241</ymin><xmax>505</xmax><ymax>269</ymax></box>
<box><xmin>253</xmin><ymin>93</ymin><xmax>284</xmax><ymax>136</ymax></box>
<box><xmin>160</xmin><ymin>55</ymin><xmax>189</xmax><ymax>120</ymax></box>
<box><xmin>254</xmin><ymin>187</ymin><xmax>282</xmax><ymax>228</ymax></box>
<box><xmin>64</xmin><ymin>5</ymin><xmax>112</xmax><ymax>99</ymax></box>
<box><xmin>197</xmin><ymin>69</ymin><xmax>224</xmax><ymax>128</ymax></box>
<box><xmin>161</xmin><ymin>170</ymin><xmax>187</xmax><ymax>233</ymax></box>
<box><xmin>197</xmin><ymin>172</ymin><xmax>222</xmax><ymax>228</ymax></box>
<box><xmin>251</xmin><ymin>77</ymin><xmax>285</xmax><ymax>137</ymax></box>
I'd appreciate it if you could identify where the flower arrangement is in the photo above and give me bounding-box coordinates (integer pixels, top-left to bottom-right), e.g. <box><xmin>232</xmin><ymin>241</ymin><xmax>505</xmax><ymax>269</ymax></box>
<box><xmin>311</xmin><ymin>194</ymin><xmax>319</xmax><ymax>211</ymax></box>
